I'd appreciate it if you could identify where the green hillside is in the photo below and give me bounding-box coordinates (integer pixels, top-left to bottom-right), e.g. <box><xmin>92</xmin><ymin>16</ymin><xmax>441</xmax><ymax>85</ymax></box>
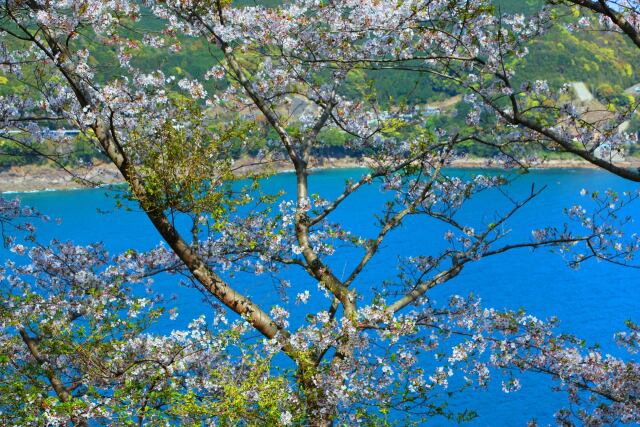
<box><xmin>1</xmin><ymin>0</ymin><xmax>639</xmax><ymax>166</ymax></box>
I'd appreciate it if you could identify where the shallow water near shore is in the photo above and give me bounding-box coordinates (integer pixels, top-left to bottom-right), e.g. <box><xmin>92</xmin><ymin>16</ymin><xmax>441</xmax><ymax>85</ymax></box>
<box><xmin>4</xmin><ymin>168</ymin><xmax>640</xmax><ymax>425</ymax></box>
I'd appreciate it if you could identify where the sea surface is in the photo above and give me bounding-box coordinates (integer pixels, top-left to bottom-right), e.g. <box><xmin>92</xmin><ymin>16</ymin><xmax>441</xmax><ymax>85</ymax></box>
<box><xmin>3</xmin><ymin>168</ymin><xmax>640</xmax><ymax>426</ymax></box>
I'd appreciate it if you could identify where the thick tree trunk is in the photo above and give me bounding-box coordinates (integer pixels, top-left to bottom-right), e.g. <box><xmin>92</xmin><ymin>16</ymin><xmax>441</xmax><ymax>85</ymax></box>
<box><xmin>308</xmin><ymin>414</ymin><xmax>334</xmax><ymax>427</ymax></box>
<box><xmin>306</xmin><ymin>395</ymin><xmax>335</xmax><ymax>427</ymax></box>
<box><xmin>297</xmin><ymin>362</ymin><xmax>335</xmax><ymax>427</ymax></box>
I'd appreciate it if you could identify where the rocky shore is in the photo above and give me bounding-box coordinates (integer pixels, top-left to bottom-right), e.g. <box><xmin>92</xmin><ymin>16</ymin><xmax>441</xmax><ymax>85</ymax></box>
<box><xmin>0</xmin><ymin>163</ymin><xmax>123</xmax><ymax>193</ymax></box>
<box><xmin>2</xmin><ymin>156</ymin><xmax>639</xmax><ymax>193</ymax></box>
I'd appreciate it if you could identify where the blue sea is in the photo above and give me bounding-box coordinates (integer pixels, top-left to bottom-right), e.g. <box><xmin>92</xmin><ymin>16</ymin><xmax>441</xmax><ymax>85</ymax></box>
<box><xmin>3</xmin><ymin>168</ymin><xmax>639</xmax><ymax>426</ymax></box>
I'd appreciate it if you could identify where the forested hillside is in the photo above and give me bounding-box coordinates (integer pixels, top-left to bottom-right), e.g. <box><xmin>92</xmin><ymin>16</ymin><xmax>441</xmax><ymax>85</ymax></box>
<box><xmin>1</xmin><ymin>0</ymin><xmax>639</xmax><ymax>166</ymax></box>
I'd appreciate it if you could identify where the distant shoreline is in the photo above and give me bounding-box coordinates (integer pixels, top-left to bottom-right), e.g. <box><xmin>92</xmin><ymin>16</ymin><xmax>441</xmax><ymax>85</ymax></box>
<box><xmin>0</xmin><ymin>163</ymin><xmax>123</xmax><ymax>194</ymax></box>
<box><xmin>2</xmin><ymin>157</ymin><xmax>639</xmax><ymax>194</ymax></box>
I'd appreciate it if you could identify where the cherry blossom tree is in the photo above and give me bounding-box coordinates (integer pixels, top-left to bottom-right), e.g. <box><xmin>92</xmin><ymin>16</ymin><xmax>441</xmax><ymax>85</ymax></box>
<box><xmin>1</xmin><ymin>0</ymin><xmax>639</xmax><ymax>425</ymax></box>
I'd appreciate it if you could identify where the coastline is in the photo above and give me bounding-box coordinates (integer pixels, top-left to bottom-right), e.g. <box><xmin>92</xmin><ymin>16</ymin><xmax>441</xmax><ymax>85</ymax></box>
<box><xmin>2</xmin><ymin>156</ymin><xmax>639</xmax><ymax>194</ymax></box>
<box><xmin>0</xmin><ymin>163</ymin><xmax>123</xmax><ymax>194</ymax></box>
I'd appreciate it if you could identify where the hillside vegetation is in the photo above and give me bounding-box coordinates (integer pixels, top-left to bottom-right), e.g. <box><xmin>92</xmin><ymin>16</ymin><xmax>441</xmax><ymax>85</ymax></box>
<box><xmin>1</xmin><ymin>0</ymin><xmax>639</xmax><ymax>167</ymax></box>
